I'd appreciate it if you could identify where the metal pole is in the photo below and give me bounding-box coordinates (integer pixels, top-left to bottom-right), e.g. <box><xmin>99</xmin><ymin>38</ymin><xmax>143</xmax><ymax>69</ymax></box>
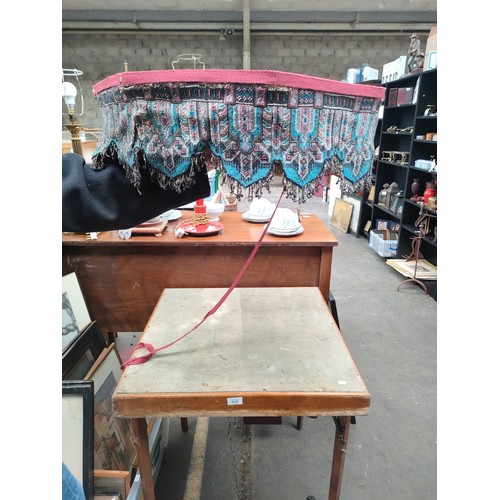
<box><xmin>242</xmin><ymin>0</ymin><xmax>251</xmax><ymax>69</ymax></box>
<box><xmin>65</xmin><ymin>111</ymin><xmax>84</xmax><ymax>156</ymax></box>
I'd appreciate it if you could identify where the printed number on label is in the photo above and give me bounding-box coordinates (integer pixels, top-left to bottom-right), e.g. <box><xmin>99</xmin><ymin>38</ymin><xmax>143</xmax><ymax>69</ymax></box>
<box><xmin>227</xmin><ymin>397</ymin><xmax>243</xmax><ymax>406</ymax></box>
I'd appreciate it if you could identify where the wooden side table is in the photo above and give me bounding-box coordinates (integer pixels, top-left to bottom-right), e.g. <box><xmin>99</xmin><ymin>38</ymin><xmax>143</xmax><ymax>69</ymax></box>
<box><xmin>113</xmin><ymin>287</ymin><xmax>370</xmax><ymax>500</ymax></box>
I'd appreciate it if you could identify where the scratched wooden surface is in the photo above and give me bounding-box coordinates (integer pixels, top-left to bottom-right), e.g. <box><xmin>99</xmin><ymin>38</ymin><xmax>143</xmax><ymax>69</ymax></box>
<box><xmin>113</xmin><ymin>287</ymin><xmax>370</xmax><ymax>418</ymax></box>
<box><xmin>62</xmin><ymin>212</ymin><xmax>337</xmax><ymax>332</ymax></box>
<box><xmin>62</xmin><ymin>211</ymin><xmax>338</xmax><ymax>247</ymax></box>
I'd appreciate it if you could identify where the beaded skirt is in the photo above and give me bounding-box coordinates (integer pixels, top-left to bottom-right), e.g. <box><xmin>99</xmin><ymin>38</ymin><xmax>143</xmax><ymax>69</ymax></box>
<box><xmin>92</xmin><ymin>69</ymin><xmax>384</xmax><ymax>201</ymax></box>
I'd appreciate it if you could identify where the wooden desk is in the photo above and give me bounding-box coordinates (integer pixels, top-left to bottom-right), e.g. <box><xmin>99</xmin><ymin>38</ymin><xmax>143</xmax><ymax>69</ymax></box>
<box><xmin>113</xmin><ymin>287</ymin><xmax>370</xmax><ymax>500</ymax></box>
<box><xmin>62</xmin><ymin>212</ymin><xmax>338</xmax><ymax>333</ymax></box>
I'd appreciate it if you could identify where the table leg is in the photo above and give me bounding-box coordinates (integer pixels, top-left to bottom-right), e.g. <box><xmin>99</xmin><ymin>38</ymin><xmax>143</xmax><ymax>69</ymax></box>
<box><xmin>181</xmin><ymin>417</ymin><xmax>189</xmax><ymax>432</ymax></box>
<box><xmin>328</xmin><ymin>416</ymin><xmax>351</xmax><ymax>500</ymax></box>
<box><xmin>319</xmin><ymin>247</ymin><xmax>333</xmax><ymax>302</ymax></box>
<box><xmin>106</xmin><ymin>331</ymin><xmax>116</xmax><ymax>345</ymax></box>
<box><xmin>131</xmin><ymin>418</ymin><xmax>156</xmax><ymax>500</ymax></box>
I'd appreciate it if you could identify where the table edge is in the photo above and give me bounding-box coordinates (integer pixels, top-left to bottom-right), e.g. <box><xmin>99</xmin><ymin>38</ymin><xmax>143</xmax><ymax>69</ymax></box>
<box><xmin>113</xmin><ymin>390</ymin><xmax>371</xmax><ymax>418</ymax></box>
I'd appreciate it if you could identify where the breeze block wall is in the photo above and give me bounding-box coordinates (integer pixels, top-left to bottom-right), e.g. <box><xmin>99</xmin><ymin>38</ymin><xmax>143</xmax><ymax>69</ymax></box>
<box><xmin>62</xmin><ymin>32</ymin><xmax>411</xmax><ymax>129</ymax></box>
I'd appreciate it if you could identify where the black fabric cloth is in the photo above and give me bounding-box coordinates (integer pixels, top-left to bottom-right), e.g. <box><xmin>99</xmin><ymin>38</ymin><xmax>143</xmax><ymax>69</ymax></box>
<box><xmin>62</xmin><ymin>153</ymin><xmax>210</xmax><ymax>232</ymax></box>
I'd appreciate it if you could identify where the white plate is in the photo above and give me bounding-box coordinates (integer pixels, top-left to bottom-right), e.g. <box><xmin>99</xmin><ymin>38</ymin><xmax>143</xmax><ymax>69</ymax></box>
<box><xmin>268</xmin><ymin>224</ymin><xmax>303</xmax><ymax>232</ymax></box>
<box><xmin>244</xmin><ymin>210</ymin><xmax>273</xmax><ymax>217</ymax></box>
<box><xmin>242</xmin><ymin>212</ymin><xmax>272</xmax><ymax>223</ymax></box>
<box><xmin>268</xmin><ymin>226</ymin><xmax>304</xmax><ymax>237</ymax></box>
<box><xmin>161</xmin><ymin>209</ymin><xmax>182</xmax><ymax>221</ymax></box>
<box><xmin>177</xmin><ymin>202</ymin><xmax>195</xmax><ymax>209</ymax></box>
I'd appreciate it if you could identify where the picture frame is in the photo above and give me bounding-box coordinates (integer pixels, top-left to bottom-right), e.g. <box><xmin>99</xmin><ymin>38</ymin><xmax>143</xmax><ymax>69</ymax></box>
<box><xmin>85</xmin><ymin>344</ymin><xmax>137</xmax><ymax>472</ymax></box>
<box><xmin>63</xmin><ymin>272</ymin><xmax>92</xmax><ymax>353</ymax></box>
<box><xmin>93</xmin><ymin>418</ymin><xmax>161</xmax><ymax>499</ymax></box>
<box><xmin>375</xmin><ymin>219</ymin><xmax>400</xmax><ymax>231</ymax></box>
<box><xmin>63</xmin><ymin>321</ymin><xmax>108</xmax><ymax>380</ymax></box>
<box><xmin>94</xmin><ymin>468</ymin><xmax>132</xmax><ymax>499</ymax></box>
<box><xmin>62</xmin><ymin>380</ymin><xmax>94</xmax><ymax>500</ymax></box>
<box><xmin>367</xmin><ymin>185</ymin><xmax>376</xmax><ymax>202</ymax></box>
<box><xmin>343</xmin><ymin>195</ymin><xmax>362</xmax><ymax>233</ymax></box>
<box><xmin>386</xmin><ymin>258</ymin><xmax>438</xmax><ymax>280</ymax></box>
<box><xmin>330</xmin><ymin>197</ymin><xmax>354</xmax><ymax>233</ymax></box>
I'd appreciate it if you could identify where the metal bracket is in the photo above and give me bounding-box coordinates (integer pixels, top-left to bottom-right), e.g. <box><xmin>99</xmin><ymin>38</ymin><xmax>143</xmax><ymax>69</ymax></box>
<box><xmin>333</xmin><ymin>416</ymin><xmax>346</xmax><ymax>443</ymax></box>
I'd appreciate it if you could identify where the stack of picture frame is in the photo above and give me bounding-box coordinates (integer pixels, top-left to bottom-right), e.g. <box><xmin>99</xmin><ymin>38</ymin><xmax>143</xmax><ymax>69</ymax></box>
<box><xmin>62</xmin><ymin>380</ymin><xmax>94</xmax><ymax>499</ymax></box>
<box><xmin>63</xmin><ymin>321</ymin><xmax>107</xmax><ymax>380</ymax></box>
<box><xmin>62</xmin><ymin>272</ymin><xmax>163</xmax><ymax>500</ymax></box>
<box><xmin>330</xmin><ymin>197</ymin><xmax>354</xmax><ymax>234</ymax></box>
<box><xmin>62</xmin><ymin>272</ymin><xmax>92</xmax><ymax>353</ymax></box>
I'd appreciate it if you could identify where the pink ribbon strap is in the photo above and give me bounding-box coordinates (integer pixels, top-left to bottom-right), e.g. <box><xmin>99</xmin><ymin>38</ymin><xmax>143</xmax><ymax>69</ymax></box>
<box><xmin>121</xmin><ymin>188</ymin><xmax>286</xmax><ymax>370</ymax></box>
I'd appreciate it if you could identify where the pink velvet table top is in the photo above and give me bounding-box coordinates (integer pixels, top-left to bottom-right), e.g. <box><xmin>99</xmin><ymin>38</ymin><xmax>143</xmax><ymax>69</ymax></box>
<box><xmin>93</xmin><ymin>69</ymin><xmax>385</xmax><ymax>100</ymax></box>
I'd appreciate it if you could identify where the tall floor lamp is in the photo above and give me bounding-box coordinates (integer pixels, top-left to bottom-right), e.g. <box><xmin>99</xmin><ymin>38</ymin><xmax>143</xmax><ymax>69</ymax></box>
<box><xmin>62</xmin><ymin>68</ymin><xmax>85</xmax><ymax>156</ymax></box>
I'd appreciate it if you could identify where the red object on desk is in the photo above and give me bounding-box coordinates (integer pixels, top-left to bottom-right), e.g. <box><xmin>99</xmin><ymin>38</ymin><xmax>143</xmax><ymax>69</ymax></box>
<box><xmin>194</xmin><ymin>199</ymin><xmax>208</xmax><ymax>230</ymax></box>
<box><xmin>195</xmin><ymin>199</ymin><xmax>206</xmax><ymax>210</ymax></box>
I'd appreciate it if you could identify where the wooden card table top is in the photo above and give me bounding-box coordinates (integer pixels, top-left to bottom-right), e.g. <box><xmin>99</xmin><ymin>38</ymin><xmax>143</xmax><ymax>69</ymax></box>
<box><xmin>113</xmin><ymin>287</ymin><xmax>369</xmax><ymax>419</ymax></box>
<box><xmin>62</xmin><ymin>211</ymin><xmax>338</xmax><ymax>248</ymax></box>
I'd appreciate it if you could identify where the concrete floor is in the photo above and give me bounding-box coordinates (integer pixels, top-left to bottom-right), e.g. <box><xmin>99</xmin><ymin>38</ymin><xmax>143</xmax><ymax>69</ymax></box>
<box><xmin>153</xmin><ymin>182</ymin><xmax>437</xmax><ymax>500</ymax></box>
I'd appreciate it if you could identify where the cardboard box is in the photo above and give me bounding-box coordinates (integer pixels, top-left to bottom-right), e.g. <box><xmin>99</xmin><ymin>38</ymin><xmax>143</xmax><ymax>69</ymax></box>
<box><xmin>346</xmin><ymin>68</ymin><xmax>360</xmax><ymax>83</ymax></box>
<box><xmin>424</xmin><ymin>27</ymin><xmax>437</xmax><ymax>70</ymax></box>
<box><xmin>381</xmin><ymin>55</ymin><xmax>407</xmax><ymax>84</ymax></box>
<box><xmin>361</xmin><ymin>65</ymin><xmax>379</xmax><ymax>82</ymax></box>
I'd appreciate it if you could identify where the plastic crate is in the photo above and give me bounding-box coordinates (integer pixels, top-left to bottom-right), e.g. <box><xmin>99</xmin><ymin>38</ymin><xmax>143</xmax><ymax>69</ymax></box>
<box><xmin>369</xmin><ymin>230</ymin><xmax>398</xmax><ymax>257</ymax></box>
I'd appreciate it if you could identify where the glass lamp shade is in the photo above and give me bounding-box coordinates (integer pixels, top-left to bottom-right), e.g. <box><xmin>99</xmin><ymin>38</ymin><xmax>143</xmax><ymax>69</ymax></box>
<box><xmin>62</xmin><ymin>81</ymin><xmax>78</xmax><ymax>111</ymax></box>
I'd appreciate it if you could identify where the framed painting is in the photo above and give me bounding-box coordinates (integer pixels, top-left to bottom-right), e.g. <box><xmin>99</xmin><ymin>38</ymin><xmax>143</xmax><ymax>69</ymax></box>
<box><xmin>85</xmin><ymin>344</ymin><xmax>137</xmax><ymax>472</ymax></box>
<box><xmin>62</xmin><ymin>380</ymin><xmax>94</xmax><ymax>500</ymax></box>
<box><xmin>63</xmin><ymin>272</ymin><xmax>92</xmax><ymax>353</ymax></box>
<box><xmin>330</xmin><ymin>197</ymin><xmax>354</xmax><ymax>234</ymax></box>
<box><xmin>63</xmin><ymin>321</ymin><xmax>108</xmax><ymax>380</ymax></box>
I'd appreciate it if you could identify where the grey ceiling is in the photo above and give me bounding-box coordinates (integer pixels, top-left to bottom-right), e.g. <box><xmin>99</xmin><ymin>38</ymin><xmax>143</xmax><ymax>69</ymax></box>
<box><xmin>62</xmin><ymin>0</ymin><xmax>437</xmax><ymax>33</ymax></box>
